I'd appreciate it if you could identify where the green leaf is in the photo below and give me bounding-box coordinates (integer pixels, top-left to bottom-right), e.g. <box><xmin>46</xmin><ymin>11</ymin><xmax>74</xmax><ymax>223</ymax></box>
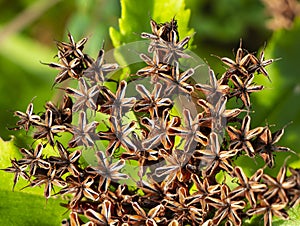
<box><xmin>242</xmin><ymin>204</ymin><xmax>300</xmax><ymax>226</ymax></box>
<box><xmin>0</xmin><ymin>191</ymin><xmax>65</xmax><ymax>226</ymax></box>
<box><xmin>272</xmin><ymin>205</ymin><xmax>300</xmax><ymax>226</ymax></box>
<box><xmin>0</xmin><ymin>137</ymin><xmax>66</xmax><ymax>226</ymax></box>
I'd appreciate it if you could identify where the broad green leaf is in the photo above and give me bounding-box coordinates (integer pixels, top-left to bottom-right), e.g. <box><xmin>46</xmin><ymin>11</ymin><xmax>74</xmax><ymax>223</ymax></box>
<box><xmin>0</xmin><ymin>191</ymin><xmax>65</xmax><ymax>226</ymax></box>
<box><xmin>109</xmin><ymin>0</ymin><xmax>151</xmax><ymax>47</ymax></box>
<box><xmin>243</xmin><ymin>201</ymin><xmax>300</xmax><ymax>226</ymax></box>
<box><xmin>0</xmin><ymin>137</ymin><xmax>66</xmax><ymax>226</ymax></box>
<box><xmin>272</xmin><ymin>205</ymin><xmax>300</xmax><ymax>226</ymax></box>
<box><xmin>152</xmin><ymin>0</ymin><xmax>193</xmax><ymax>41</ymax></box>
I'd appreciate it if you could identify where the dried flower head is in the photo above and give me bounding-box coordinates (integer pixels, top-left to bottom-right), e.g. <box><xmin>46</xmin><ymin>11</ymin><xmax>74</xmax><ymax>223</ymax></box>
<box><xmin>4</xmin><ymin>18</ymin><xmax>299</xmax><ymax>226</ymax></box>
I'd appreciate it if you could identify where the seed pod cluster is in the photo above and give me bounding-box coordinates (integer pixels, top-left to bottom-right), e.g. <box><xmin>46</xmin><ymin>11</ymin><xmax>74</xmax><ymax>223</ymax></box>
<box><xmin>3</xmin><ymin>19</ymin><xmax>299</xmax><ymax>226</ymax></box>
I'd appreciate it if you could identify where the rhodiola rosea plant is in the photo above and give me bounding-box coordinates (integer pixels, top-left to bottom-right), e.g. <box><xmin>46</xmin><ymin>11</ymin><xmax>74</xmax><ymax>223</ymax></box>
<box><xmin>2</xmin><ymin>1</ymin><xmax>300</xmax><ymax>226</ymax></box>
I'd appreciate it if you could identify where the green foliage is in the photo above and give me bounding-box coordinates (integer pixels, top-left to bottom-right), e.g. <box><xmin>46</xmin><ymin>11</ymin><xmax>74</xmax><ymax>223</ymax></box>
<box><xmin>243</xmin><ymin>205</ymin><xmax>300</xmax><ymax>226</ymax></box>
<box><xmin>0</xmin><ymin>191</ymin><xmax>64</xmax><ymax>226</ymax></box>
<box><xmin>0</xmin><ymin>138</ymin><xmax>65</xmax><ymax>226</ymax></box>
<box><xmin>272</xmin><ymin>205</ymin><xmax>300</xmax><ymax>226</ymax></box>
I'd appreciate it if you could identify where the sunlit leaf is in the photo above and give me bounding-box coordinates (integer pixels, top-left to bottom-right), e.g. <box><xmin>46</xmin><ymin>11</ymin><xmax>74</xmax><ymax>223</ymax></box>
<box><xmin>0</xmin><ymin>137</ymin><xmax>65</xmax><ymax>226</ymax></box>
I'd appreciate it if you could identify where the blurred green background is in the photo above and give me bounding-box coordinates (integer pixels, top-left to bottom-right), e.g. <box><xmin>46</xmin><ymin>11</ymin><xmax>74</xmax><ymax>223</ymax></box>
<box><xmin>0</xmin><ymin>0</ymin><xmax>120</xmax><ymax>142</ymax></box>
<box><xmin>1</xmin><ymin>0</ymin><xmax>300</xmax><ymax>224</ymax></box>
